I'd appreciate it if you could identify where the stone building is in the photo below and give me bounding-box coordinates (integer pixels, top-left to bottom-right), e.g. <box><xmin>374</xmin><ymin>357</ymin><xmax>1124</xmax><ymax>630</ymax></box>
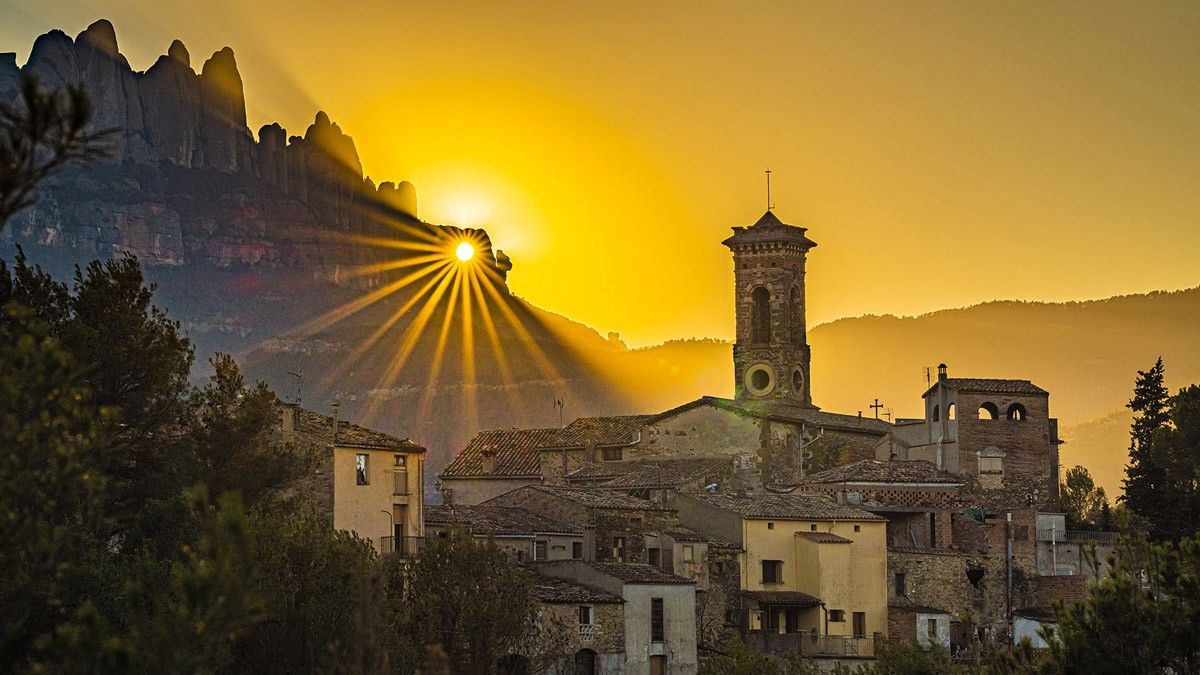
<box><xmin>424</xmin><ymin>504</ymin><xmax>587</xmax><ymax>562</ymax></box>
<box><xmin>278</xmin><ymin>402</ymin><xmax>425</xmax><ymax>555</ymax></box>
<box><xmin>533</xmin><ymin>561</ymin><xmax>699</xmax><ymax>674</ymax></box>
<box><xmin>527</xmin><ymin>574</ymin><xmax>626</xmax><ymax>674</ymax></box>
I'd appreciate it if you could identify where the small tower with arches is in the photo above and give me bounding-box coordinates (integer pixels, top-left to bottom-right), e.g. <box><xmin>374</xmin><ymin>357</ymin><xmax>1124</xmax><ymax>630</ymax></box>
<box><xmin>722</xmin><ymin>210</ymin><xmax>817</xmax><ymax>406</ymax></box>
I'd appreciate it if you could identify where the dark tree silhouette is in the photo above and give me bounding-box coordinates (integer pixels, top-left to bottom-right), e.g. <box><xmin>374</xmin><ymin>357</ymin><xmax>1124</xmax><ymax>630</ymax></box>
<box><xmin>0</xmin><ymin>72</ymin><xmax>111</xmax><ymax>230</ymax></box>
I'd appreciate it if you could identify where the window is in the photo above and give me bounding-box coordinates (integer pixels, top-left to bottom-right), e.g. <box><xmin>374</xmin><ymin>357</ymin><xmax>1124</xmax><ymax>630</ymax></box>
<box><xmin>853</xmin><ymin>612</ymin><xmax>866</xmax><ymax>638</ymax></box>
<box><xmin>895</xmin><ymin>573</ymin><xmax>906</xmax><ymax>597</ymax></box>
<box><xmin>572</xmin><ymin>541</ymin><xmax>584</xmax><ymax>559</ymax></box>
<box><xmin>767</xmin><ymin>522</ymin><xmax>775</xmax><ymax>530</ymax></box>
<box><xmin>651</xmin><ymin>598</ymin><xmax>665</xmax><ymax>642</ymax></box>
<box><xmin>612</xmin><ymin>536</ymin><xmax>626</xmax><ymax>561</ymax></box>
<box><xmin>828</xmin><ymin>609</ymin><xmax>845</xmax><ymax>622</ymax></box>
<box><xmin>393</xmin><ymin>454</ymin><xmax>407</xmax><ymax>467</ymax></box>
<box><xmin>712</xmin><ymin>561</ymin><xmax>724</xmax><ymax>575</ymax></box>
<box><xmin>761</xmin><ymin>560</ymin><xmax>783</xmax><ymax>584</ymax></box>
<box><xmin>355</xmin><ymin>453</ymin><xmax>369</xmax><ymax>485</ymax></box>
<box><xmin>932</xmin><ymin>404</ymin><xmax>940</xmax><ymax>422</ymax></box>
<box><xmin>789</xmin><ymin>287</ymin><xmax>803</xmax><ymax>345</ymax></box>
<box><xmin>534</xmin><ymin>540</ymin><xmax>548</xmax><ymax>561</ymax></box>
<box><xmin>948</xmin><ymin>403</ymin><xmax>957</xmax><ymax>420</ymax></box>
<box><xmin>810</xmin><ymin>524</ymin><xmax>818</xmax><ymax>531</ymax></box>
<box><xmin>751</xmin><ymin>287</ymin><xmax>771</xmax><ymax>343</ymax></box>
<box><xmin>854</xmin><ymin>525</ymin><xmax>861</xmax><ymax>532</ymax></box>
<box><xmin>578</xmin><ymin>605</ymin><xmax>593</xmax><ymax>626</ymax></box>
<box><xmin>978</xmin><ymin>402</ymin><xmax>999</xmax><ymax>420</ymax></box>
<box><xmin>978</xmin><ymin>447</ymin><xmax>1005</xmax><ymax>475</ymax></box>
<box><xmin>1007</xmin><ymin>402</ymin><xmax>1027</xmax><ymax>421</ymax></box>
<box><xmin>682</xmin><ymin>545</ymin><xmax>694</xmax><ymax>562</ymax></box>
<box><xmin>927</xmin><ymin>618</ymin><xmax>938</xmax><ymax>639</ymax></box>
<box><xmin>648</xmin><ymin>547</ymin><xmax>661</xmax><ymax>568</ymax></box>
<box><xmin>601</xmin><ymin>447</ymin><xmax>623</xmax><ymax>461</ymax></box>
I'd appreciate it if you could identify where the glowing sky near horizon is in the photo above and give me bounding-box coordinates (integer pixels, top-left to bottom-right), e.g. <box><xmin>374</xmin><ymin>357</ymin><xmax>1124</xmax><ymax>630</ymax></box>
<box><xmin>2</xmin><ymin>1</ymin><xmax>1199</xmax><ymax>346</ymax></box>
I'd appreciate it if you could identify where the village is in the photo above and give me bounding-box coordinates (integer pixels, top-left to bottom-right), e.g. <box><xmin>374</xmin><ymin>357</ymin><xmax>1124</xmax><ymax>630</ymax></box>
<box><xmin>292</xmin><ymin>210</ymin><xmax>1117</xmax><ymax>673</ymax></box>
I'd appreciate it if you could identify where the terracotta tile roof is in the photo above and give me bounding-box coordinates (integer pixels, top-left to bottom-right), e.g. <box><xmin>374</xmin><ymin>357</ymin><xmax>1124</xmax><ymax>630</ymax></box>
<box><xmin>889</xmin><ymin>597</ymin><xmax>949</xmax><ymax>614</ymax></box>
<box><xmin>289</xmin><ymin>404</ymin><xmax>424</xmax><ymax>452</ymax></box>
<box><xmin>800</xmin><ymin>460</ymin><xmax>963</xmax><ymax>486</ymax></box>
<box><xmin>795</xmin><ymin>531</ymin><xmax>852</xmax><ymax>544</ymax></box>
<box><xmin>686</xmin><ymin>491</ymin><xmax>885</xmax><ymax>521</ymax></box>
<box><xmin>722</xmin><ymin>211</ymin><xmax>818</xmax><ymax>249</ymax></box>
<box><xmin>567</xmin><ymin>458</ymin><xmax>730</xmax><ymax>489</ymax></box>
<box><xmin>439</xmin><ymin>427</ymin><xmax>562</xmax><ymax>478</ymax></box>
<box><xmin>544</xmin><ymin>415</ymin><xmax>655</xmax><ymax>449</ymax></box>
<box><xmin>924</xmin><ymin>378</ymin><xmax>1048</xmax><ymax>398</ymax></box>
<box><xmin>521</xmin><ymin>485</ymin><xmax>669</xmax><ymax>511</ymax></box>
<box><xmin>665</xmin><ymin>525</ymin><xmax>740</xmax><ymax>548</ymax></box>
<box><xmin>527</xmin><ymin>573</ymin><xmax>623</xmax><ymax>604</ymax></box>
<box><xmin>743</xmin><ymin>590</ymin><xmax>822</xmax><ymax>607</ymax></box>
<box><xmin>587</xmin><ymin>562</ymin><xmax>695</xmax><ymax>585</ymax></box>
<box><xmin>424</xmin><ymin>505</ymin><xmax>582</xmax><ymax>536</ymax></box>
<box><xmin>653</xmin><ymin>397</ymin><xmax>892</xmax><ymax>435</ymax></box>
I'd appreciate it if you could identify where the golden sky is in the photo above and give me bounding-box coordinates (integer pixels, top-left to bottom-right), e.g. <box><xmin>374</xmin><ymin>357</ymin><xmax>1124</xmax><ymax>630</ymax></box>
<box><xmin>4</xmin><ymin>1</ymin><xmax>1200</xmax><ymax>346</ymax></box>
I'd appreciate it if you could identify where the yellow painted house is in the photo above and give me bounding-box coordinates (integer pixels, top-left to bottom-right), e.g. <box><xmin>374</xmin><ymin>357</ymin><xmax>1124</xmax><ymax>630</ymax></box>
<box><xmin>672</xmin><ymin>491</ymin><xmax>887</xmax><ymax>655</ymax></box>
<box><xmin>281</xmin><ymin>403</ymin><xmax>426</xmax><ymax>554</ymax></box>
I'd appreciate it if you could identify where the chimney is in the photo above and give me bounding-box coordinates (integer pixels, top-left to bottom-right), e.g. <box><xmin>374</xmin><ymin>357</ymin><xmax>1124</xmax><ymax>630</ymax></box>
<box><xmin>481</xmin><ymin>445</ymin><xmax>497</xmax><ymax>474</ymax></box>
<box><xmin>331</xmin><ymin>400</ymin><xmax>341</xmax><ymax>445</ymax></box>
<box><xmin>938</xmin><ymin>363</ymin><xmax>948</xmax><ymax>382</ymax></box>
<box><xmin>281</xmin><ymin>403</ymin><xmax>299</xmax><ymax>433</ymax></box>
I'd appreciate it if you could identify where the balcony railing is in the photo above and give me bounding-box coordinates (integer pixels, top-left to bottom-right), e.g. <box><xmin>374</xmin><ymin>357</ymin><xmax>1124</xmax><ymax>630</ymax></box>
<box><xmin>578</xmin><ymin>624</ymin><xmax>595</xmax><ymax>644</ymax></box>
<box><xmin>750</xmin><ymin>631</ymin><xmax>876</xmax><ymax>658</ymax></box>
<box><xmin>380</xmin><ymin>535</ymin><xmax>424</xmax><ymax>557</ymax></box>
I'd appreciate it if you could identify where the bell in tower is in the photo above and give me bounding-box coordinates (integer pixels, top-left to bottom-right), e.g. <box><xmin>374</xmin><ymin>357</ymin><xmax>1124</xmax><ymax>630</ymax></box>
<box><xmin>722</xmin><ymin>210</ymin><xmax>817</xmax><ymax>407</ymax></box>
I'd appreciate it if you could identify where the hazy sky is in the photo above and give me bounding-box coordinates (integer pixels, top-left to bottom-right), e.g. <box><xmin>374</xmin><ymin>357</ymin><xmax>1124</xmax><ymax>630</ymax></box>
<box><xmin>3</xmin><ymin>1</ymin><xmax>1199</xmax><ymax>345</ymax></box>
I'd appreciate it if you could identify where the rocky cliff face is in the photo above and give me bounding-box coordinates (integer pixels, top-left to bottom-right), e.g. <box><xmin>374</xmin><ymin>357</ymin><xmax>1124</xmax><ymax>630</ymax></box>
<box><xmin>0</xmin><ymin>19</ymin><xmax>458</xmax><ymax>282</ymax></box>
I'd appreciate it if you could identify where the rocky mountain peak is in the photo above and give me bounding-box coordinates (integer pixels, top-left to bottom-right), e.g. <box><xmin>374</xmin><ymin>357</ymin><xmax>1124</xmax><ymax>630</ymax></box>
<box><xmin>76</xmin><ymin>19</ymin><xmax>119</xmax><ymax>57</ymax></box>
<box><xmin>167</xmin><ymin>39</ymin><xmax>190</xmax><ymax>67</ymax></box>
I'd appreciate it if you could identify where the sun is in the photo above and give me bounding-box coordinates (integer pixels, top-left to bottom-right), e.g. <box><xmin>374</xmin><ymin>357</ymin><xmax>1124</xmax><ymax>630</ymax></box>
<box><xmin>455</xmin><ymin>241</ymin><xmax>476</xmax><ymax>262</ymax></box>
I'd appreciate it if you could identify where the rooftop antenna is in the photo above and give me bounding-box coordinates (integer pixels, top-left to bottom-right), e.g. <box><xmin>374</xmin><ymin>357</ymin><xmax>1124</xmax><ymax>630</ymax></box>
<box><xmin>765</xmin><ymin>169</ymin><xmax>774</xmax><ymax>212</ymax></box>
<box><xmin>287</xmin><ymin>371</ymin><xmax>303</xmax><ymax>405</ymax></box>
<box><xmin>552</xmin><ymin>397</ymin><xmax>567</xmax><ymax>477</ymax></box>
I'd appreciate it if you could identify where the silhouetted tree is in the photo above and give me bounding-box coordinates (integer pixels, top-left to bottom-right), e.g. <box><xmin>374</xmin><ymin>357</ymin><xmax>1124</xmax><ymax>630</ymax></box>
<box><xmin>1047</xmin><ymin>535</ymin><xmax>1200</xmax><ymax>673</ymax></box>
<box><xmin>1121</xmin><ymin>358</ymin><xmax>1171</xmax><ymax>536</ymax></box>
<box><xmin>1061</xmin><ymin>466</ymin><xmax>1108</xmax><ymax>530</ymax></box>
<box><xmin>0</xmin><ymin>72</ymin><xmax>111</xmax><ymax>229</ymax></box>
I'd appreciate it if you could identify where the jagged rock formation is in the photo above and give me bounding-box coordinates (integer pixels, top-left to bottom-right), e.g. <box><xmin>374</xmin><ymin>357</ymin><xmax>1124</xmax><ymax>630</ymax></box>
<box><xmin>1</xmin><ymin>19</ymin><xmax>440</xmax><ymax>277</ymax></box>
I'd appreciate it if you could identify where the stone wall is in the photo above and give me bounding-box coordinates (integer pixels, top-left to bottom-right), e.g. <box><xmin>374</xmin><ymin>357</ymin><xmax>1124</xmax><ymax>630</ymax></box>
<box><xmin>955</xmin><ymin>390</ymin><xmax>1059</xmax><ymax>511</ymax></box>
<box><xmin>537</xmin><ymin>600</ymin><xmax>625</xmax><ymax>665</ymax></box>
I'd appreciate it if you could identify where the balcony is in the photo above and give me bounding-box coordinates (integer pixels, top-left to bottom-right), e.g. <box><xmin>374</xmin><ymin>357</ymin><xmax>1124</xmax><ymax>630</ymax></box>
<box><xmin>750</xmin><ymin>631</ymin><xmax>876</xmax><ymax>658</ymax></box>
<box><xmin>380</xmin><ymin>535</ymin><xmax>424</xmax><ymax>557</ymax></box>
<box><xmin>578</xmin><ymin>623</ymin><xmax>595</xmax><ymax>644</ymax></box>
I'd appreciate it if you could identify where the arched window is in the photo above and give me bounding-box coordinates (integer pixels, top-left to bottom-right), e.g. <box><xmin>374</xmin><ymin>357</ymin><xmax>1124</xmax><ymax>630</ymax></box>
<box><xmin>574</xmin><ymin>649</ymin><xmax>597</xmax><ymax>675</ymax></box>
<box><xmin>932</xmin><ymin>404</ymin><xmax>940</xmax><ymax>422</ymax></box>
<box><xmin>978</xmin><ymin>402</ymin><xmax>999</xmax><ymax>420</ymax></box>
<box><xmin>752</xmin><ymin>287</ymin><xmax>771</xmax><ymax>343</ymax></box>
<box><xmin>1007</xmin><ymin>403</ymin><xmax>1027</xmax><ymax>421</ymax></box>
<box><xmin>789</xmin><ymin>287</ymin><xmax>803</xmax><ymax>344</ymax></box>
<box><xmin>948</xmin><ymin>403</ymin><xmax>957</xmax><ymax>420</ymax></box>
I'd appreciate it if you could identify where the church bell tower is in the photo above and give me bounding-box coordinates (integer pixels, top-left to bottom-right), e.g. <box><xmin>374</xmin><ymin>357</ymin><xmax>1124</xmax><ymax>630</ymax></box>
<box><xmin>722</xmin><ymin>210</ymin><xmax>817</xmax><ymax>406</ymax></box>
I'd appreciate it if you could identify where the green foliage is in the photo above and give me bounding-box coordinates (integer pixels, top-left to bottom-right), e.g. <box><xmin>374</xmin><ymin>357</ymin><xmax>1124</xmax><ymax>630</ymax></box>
<box><xmin>1121</xmin><ymin>357</ymin><xmax>1171</xmax><ymax>537</ymax></box>
<box><xmin>1060</xmin><ymin>466</ymin><xmax>1108</xmax><ymax>530</ymax></box>
<box><xmin>0</xmin><ymin>305</ymin><xmax>114</xmax><ymax>668</ymax></box>
<box><xmin>1047</xmin><ymin>535</ymin><xmax>1200</xmax><ymax>673</ymax></box>
<box><xmin>864</xmin><ymin>639</ymin><xmax>957</xmax><ymax>674</ymax></box>
<box><xmin>390</xmin><ymin>530</ymin><xmax>555</xmax><ymax>674</ymax></box>
<box><xmin>0</xmin><ymin>72</ymin><xmax>112</xmax><ymax>229</ymax></box>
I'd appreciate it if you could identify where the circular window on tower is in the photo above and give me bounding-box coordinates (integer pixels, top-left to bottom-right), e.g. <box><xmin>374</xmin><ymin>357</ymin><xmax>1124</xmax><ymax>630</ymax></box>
<box><xmin>744</xmin><ymin>363</ymin><xmax>776</xmax><ymax>397</ymax></box>
<box><xmin>791</xmin><ymin>366</ymin><xmax>806</xmax><ymax>398</ymax></box>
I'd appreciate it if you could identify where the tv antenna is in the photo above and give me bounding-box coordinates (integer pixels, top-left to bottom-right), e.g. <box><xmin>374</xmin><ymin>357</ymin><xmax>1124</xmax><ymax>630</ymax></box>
<box><xmin>287</xmin><ymin>371</ymin><xmax>303</xmax><ymax>405</ymax></box>
<box><xmin>765</xmin><ymin>169</ymin><xmax>775</xmax><ymax>211</ymax></box>
<box><xmin>552</xmin><ymin>397</ymin><xmax>565</xmax><ymax>428</ymax></box>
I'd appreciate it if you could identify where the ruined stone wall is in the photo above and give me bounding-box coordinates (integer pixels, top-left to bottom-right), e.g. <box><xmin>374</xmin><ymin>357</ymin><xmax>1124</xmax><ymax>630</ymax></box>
<box><xmin>889</xmin><ymin>549</ymin><xmax>1039</xmax><ymax>637</ymax></box>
